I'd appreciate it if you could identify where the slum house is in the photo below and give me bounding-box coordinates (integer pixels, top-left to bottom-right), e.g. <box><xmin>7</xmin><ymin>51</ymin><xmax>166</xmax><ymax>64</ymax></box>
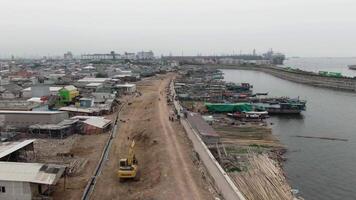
<box><xmin>112</xmin><ymin>74</ymin><xmax>140</xmax><ymax>82</ymax></box>
<box><xmin>0</xmin><ymin>84</ymin><xmax>23</xmax><ymax>99</ymax></box>
<box><xmin>0</xmin><ymin>140</ymin><xmax>35</xmax><ymax>162</ymax></box>
<box><xmin>77</xmin><ymin>77</ymin><xmax>111</xmax><ymax>84</ymax></box>
<box><xmin>59</xmin><ymin>106</ymin><xmax>101</xmax><ymax>116</ymax></box>
<box><xmin>59</xmin><ymin>85</ymin><xmax>79</xmax><ymax>104</ymax></box>
<box><xmin>22</xmin><ymin>86</ymin><xmax>62</xmax><ymax>98</ymax></box>
<box><xmin>186</xmin><ymin>112</ymin><xmax>220</xmax><ymax>145</ymax></box>
<box><xmin>0</xmin><ymin>162</ymin><xmax>65</xmax><ymax>200</ymax></box>
<box><xmin>0</xmin><ymin>100</ymin><xmax>48</xmax><ymax>111</ymax></box>
<box><xmin>0</xmin><ymin>111</ymin><xmax>69</xmax><ymax>130</ymax></box>
<box><xmin>84</xmin><ymin>82</ymin><xmax>103</xmax><ymax>93</ymax></box>
<box><xmin>9</xmin><ymin>77</ymin><xmax>37</xmax><ymax>88</ymax></box>
<box><xmin>91</xmin><ymin>92</ymin><xmax>116</xmax><ymax>103</ymax></box>
<box><xmin>28</xmin><ymin>119</ymin><xmax>79</xmax><ymax>139</ymax></box>
<box><xmin>82</xmin><ymin>117</ymin><xmax>112</xmax><ymax>134</ymax></box>
<box><xmin>115</xmin><ymin>83</ymin><xmax>136</xmax><ymax>95</ymax></box>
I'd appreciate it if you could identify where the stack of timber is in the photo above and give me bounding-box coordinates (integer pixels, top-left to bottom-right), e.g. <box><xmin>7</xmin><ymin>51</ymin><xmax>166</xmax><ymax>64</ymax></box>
<box><xmin>230</xmin><ymin>154</ymin><xmax>294</xmax><ymax>200</ymax></box>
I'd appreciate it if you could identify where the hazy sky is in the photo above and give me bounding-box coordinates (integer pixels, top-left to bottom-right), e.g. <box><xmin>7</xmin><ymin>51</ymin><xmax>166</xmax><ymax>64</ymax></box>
<box><xmin>1</xmin><ymin>0</ymin><xmax>356</xmax><ymax>57</ymax></box>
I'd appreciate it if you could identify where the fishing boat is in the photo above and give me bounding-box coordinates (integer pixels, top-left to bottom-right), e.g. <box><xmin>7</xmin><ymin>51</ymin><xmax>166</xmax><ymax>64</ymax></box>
<box><xmin>252</xmin><ymin>98</ymin><xmax>306</xmax><ymax>114</ymax></box>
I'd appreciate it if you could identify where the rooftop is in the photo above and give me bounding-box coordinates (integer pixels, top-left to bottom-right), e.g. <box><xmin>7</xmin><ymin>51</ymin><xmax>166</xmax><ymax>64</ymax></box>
<box><xmin>78</xmin><ymin>78</ymin><xmax>111</xmax><ymax>83</ymax></box>
<box><xmin>116</xmin><ymin>83</ymin><xmax>136</xmax><ymax>88</ymax></box>
<box><xmin>59</xmin><ymin>106</ymin><xmax>98</xmax><ymax>113</ymax></box>
<box><xmin>0</xmin><ymin>139</ymin><xmax>35</xmax><ymax>159</ymax></box>
<box><xmin>86</xmin><ymin>82</ymin><xmax>103</xmax><ymax>87</ymax></box>
<box><xmin>84</xmin><ymin>117</ymin><xmax>111</xmax><ymax>128</ymax></box>
<box><xmin>0</xmin><ymin>162</ymin><xmax>65</xmax><ymax>185</ymax></box>
<box><xmin>0</xmin><ymin>110</ymin><xmax>65</xmax><ymax>114</ymax></box>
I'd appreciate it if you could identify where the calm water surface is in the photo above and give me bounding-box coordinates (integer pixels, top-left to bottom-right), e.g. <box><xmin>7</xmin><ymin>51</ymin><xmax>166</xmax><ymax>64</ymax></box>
<box><xmin>222</xmin><ymin>58</ymin><xmax>356</xmax><ymax>200</ymax></box>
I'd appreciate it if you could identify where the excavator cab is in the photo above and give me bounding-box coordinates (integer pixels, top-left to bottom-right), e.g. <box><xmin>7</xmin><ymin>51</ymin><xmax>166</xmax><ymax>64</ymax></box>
<box><xmin>117</xmin><ymin>140</ymin><xmax>139</xmax><ymax>181</ymax></box>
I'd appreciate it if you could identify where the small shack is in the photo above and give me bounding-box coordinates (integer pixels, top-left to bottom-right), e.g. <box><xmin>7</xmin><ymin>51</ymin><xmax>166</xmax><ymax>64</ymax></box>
<box><xmin>0</xmin><ymin>140</ymin><xmax>35</xmax><ymax>162</ymax></box>
<box><xmin>82</xmin><ymin>117</ymin><xmax>112</xmax><ymax>134</ymax></box>
<box><xmin>29</xmin><ymin>119</ymin><xmax>79</xmax><ymax>138</ymax></box>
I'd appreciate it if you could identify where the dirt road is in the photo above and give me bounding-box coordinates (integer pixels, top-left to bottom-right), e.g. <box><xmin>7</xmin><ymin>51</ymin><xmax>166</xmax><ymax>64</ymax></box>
<box><xmin>91</xmin><ymin>74</ymin><xmax>213</xmax><ymax>200</ymax></box>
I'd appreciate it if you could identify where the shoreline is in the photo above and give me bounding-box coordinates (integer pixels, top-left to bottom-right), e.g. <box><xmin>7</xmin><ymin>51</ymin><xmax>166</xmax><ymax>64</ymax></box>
<box><xmin>173</xmin><ymin>68</ymin><xmax>300</xmax><ymax>199</ymax></box>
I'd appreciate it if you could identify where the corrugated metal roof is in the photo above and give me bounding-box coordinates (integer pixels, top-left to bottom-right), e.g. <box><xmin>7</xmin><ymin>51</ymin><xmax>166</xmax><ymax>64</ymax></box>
<box><xmin>0</xmin><ymin>162</ymin><xmax>65</xmax><ymax>185</ymax></box>
<box><xmin>0</xmin><ymin>139</ymin><xmax>35</xmax><ymax>159</ymax></box>
<box><xmin>116</xmin><ymin>83</ymin><xmax>136</xmax><ymax>88</ymax></box>
<box><xmin>64</xmin><ymin>85</ymin><xmax>77</xmax><ymax>91</ymax></box>
<box><xmin>86</xmin><ymin>82</ymin><xmax>103</xmax><ymax>87</ymax></box>
<box><xmin>59</xmin><ymin>107</ymin><xmax>98</xmax><ymax>113</ymax></box>
<box><xmin>84</xmin><ymin>118</ymin><xmax>111</xmax><ymax>128</ymax></box>
<box><xmin>78</xmin><ymin>78</ymin><xmax>111</xmax><ymax>83</ymax></box>
<box><xmin>0</xmin><ymin>110</ymin><xmax>65</xmax><ymax>114</ymax></box>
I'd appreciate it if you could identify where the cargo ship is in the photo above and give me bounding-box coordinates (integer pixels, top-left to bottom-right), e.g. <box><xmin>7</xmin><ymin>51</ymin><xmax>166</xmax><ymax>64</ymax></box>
<box><xmin>348</xmin><ymin>65</ymin><xmax>356</xmax><ymax>70</ymax></box>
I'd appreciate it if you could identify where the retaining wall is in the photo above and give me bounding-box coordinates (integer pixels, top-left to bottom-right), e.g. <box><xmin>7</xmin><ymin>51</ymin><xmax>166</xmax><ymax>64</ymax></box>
<box><xmin>171</xmin><ymin>82</ymin><xmax>245</xmax><ymax>200</ymax></box>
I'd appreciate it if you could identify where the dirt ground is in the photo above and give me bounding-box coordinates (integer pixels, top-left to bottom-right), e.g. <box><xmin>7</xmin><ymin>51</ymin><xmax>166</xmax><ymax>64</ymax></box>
<box><xmin>34</xmin><ymin>133</ymin><xmax>109</xmax><ymax>200</ymax></box>
<box><xmin>91</xmin><ymin>74</ymin><xmax>214</xmax><ymax>200</ymax></box>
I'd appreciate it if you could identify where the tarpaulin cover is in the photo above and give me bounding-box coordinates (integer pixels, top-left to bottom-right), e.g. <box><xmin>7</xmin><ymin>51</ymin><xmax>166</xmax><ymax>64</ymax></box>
<box><xmin>205</xmin><ymin>103</ymin><xmax>252</xmax><ymax>113</ymax></box>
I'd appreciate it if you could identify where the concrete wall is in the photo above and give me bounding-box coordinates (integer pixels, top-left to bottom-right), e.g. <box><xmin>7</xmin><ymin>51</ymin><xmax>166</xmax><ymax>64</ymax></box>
<box><xmin>0</xmin><ymin>181</ymin><xmax>32</xmax><ymax>200</ymax></box>
<box><xmin>171</xmin><ymin>82</ymin><xmax>245</xmax><ymax>200</ymax></box>
<box><xmin>180</xmin><ymin>119</ymin><xmax>245</xmax><ymax>200</ymax></box>
<box><xmin>32</xmin><ymin>85</ymin><xmax>50</xmax><ymax>97</ymax></box>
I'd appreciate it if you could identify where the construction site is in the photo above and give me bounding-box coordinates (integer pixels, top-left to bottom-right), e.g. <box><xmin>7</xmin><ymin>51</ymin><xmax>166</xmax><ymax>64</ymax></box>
<box><xmin>0</xmin><ymin>59</ymin><xmax>299</xmax><ymax>200</ymax></box>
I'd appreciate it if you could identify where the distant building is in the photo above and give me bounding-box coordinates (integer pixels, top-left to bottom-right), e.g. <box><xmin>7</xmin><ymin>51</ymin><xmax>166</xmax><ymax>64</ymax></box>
<box><xmin>263</xmin><ymin>49</ymin><xmax>285</xmax><ymax>65</ymax></box>
<box><xmin>63</xmin><ymin>51</ymin><xmax>73</xmax><ymax>60</ymax></box>
<box><xmin>81</xmin><ymin>51</ymin><xmax>120</xmax><ymax>60</ymax></box>
<box><xmin>136</xmin><ymin>51</ymin><xmax>154</xmax><ymax>60</ymax></box>
<box><xmin>123</xmin><ymin>52</ymin><xmax>136</xmax><ymax>60</ymax></box>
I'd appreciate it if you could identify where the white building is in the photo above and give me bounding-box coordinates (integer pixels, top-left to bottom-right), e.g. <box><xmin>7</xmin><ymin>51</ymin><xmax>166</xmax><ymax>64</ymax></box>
<box><xmin>115</xmin><ymin>83</ymin><xmax>136</xmax><ymax>94</ymax></box>
<box><xmin>0</xmin><ymin>162</ymin><xmax>65</xmax><ymax>200</ymax></box>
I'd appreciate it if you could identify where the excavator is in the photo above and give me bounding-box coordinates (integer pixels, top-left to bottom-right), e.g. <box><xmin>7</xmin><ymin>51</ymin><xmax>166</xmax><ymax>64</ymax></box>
<box><xmin>117</xmin><ymin>140</ymin><xmax>139</xmax><ymax>181</ymax></box>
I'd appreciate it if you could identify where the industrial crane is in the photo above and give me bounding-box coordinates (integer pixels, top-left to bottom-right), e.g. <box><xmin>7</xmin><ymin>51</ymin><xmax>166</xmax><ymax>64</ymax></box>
<box><xmin>117</xmin><ymin>140</ymin><xmax>139</xmax><ymax>181</ymax></box>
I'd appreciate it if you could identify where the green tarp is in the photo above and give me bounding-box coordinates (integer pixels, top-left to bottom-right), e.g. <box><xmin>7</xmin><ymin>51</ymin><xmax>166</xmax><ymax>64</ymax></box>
<box><xmin>205</xmin><ymin>103</ymin><xmax>252</xmax><ymax>113</ymax></box>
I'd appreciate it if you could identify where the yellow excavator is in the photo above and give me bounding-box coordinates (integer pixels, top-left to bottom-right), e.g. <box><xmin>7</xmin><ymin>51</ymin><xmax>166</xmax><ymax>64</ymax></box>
<box><xmin>117</xmin><ymin>140</ymin><xmax>139</xmax><ymax>181</ymax></box>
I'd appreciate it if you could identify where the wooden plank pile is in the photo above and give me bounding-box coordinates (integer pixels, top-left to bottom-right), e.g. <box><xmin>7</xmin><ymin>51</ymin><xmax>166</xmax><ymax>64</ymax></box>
<box><xmin>230</xmin><ymin>154</ymin><xmax>294</xmax><ymax>200</ymax></box>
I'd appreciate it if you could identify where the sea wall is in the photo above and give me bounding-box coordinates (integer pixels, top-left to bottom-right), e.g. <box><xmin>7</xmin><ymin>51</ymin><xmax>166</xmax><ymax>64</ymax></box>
<box><xmin>170</xmin><ymin>81</ymin><xmax>246</xmax><ymax>200</ymax></box>
<box><xmin>207</xmin><ymin>65</ymin><xmax>356</xmax><ymax>92</ymax></box>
